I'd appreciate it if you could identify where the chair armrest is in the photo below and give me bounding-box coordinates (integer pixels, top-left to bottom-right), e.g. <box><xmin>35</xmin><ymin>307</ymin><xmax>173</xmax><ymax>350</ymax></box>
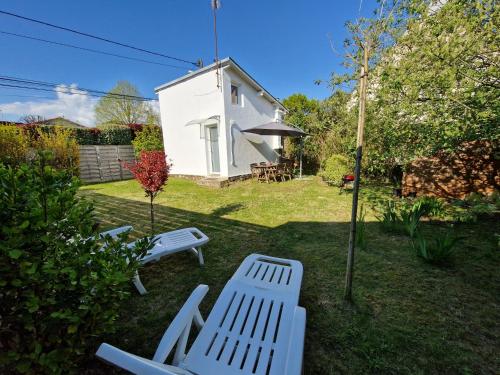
<box><xmin>99</xmin><ymin>225</ymin><xmax>133</xmax><ymax>239</ymax></box>
<box><xmin>187</xmin><ymin>227</ymin><xmax>209</xmax><ymax>242</ymax></box>
<box><xmin>96</xmin><ymin>343</ymin><xmax>191</xmax><ymax>375</ymax></box>
<box><xmin>153</xmin><ymin>284</ymin><xmax>209</xmax><ymax>364</ymax></box>
<box><xmin>284</xmin><ymin>306</ymin><xmax>306</xmax><ymax>375</ymax></box>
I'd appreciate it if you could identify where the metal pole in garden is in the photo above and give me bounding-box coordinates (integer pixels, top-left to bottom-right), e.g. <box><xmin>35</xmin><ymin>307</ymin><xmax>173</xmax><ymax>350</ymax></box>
<box><xmin>299</xmin><ymin>136</ymin><xmax>303</xmax><ymax>178</ymax></box>
<box><xmin>344</xmin><ymin>44</ymin><xmax>369</xmax><ymax>302</ymax></box>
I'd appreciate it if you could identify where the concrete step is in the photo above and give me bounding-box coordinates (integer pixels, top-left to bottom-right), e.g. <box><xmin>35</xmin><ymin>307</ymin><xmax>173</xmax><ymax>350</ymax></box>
<box><xmin>197</xmin><ymin>176</ymin><xmax>229</xmax><ymax>188</ymax></box>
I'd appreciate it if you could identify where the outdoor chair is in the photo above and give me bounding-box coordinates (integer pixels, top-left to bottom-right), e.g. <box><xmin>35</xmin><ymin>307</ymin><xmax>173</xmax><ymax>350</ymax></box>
<box><xmin>250</xmin><ymin>163</ymin><xmax>260</xmax><ymax>180</ymax></box>
<box><xmin>281</xmin><ymin>161</ymin><xmax>294</xmax><ymax>181</ymax></box>
<box><xmin>99</xmin><ymin>226</ymin><xmax>209</xmax><ymax>295</ymax></box>
<box><xmin>266</xmin><ymin>165</ymin><xmax>280</xmax><ymax>183</ymax></box>
<box><xmin>96</xmin><ymin>253</ymin><xmax>306</xmax><ymax>375</ymax></box>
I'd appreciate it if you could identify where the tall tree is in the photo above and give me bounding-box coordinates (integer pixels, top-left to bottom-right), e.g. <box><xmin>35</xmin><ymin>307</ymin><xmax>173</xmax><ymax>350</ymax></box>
<box><xmin>19</xmin><ymin>114</ymin><xmax>45</xmax><ymax>124</ymax></box>
<box><xmin>370</xmin><ymin>0</ymin><xmax>499</xmax><ymax>167</ymax></box>
<box><xmin>283</xmin><ymin>94</ymin><xmax>322</xmax><ymax>171</ymax></box>
<box><xmin>330</xmin><ymin>0</ymin><xmax>405</xmax><ymax>302</ymax></box>
<box><xmin>95</xmin><ymin>81</ymin><xmax>149</xmax><ymax>125</ymax></box>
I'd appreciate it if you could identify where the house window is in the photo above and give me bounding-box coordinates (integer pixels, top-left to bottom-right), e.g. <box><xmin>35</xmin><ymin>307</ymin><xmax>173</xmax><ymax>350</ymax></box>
<box><xmin>231</xmin><ymin>85</ymin><xmax>239</xmax><ymax>105</ymax></box>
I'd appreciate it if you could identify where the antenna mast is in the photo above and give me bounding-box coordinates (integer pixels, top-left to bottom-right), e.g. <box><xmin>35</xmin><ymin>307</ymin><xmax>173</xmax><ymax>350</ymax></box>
<box><xmin>211</xmin><ymin>0</ymin><xmax>221</xmax><ymax>89</ymax></box>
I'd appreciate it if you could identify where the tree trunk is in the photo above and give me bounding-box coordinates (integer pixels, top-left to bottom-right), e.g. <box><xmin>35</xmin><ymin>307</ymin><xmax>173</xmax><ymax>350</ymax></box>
<box><xmin>150</xmin><ymin>194</ymin><xmax>154</xmax><ymax>235</ymax></box>
<box><xmin>344</xmin><ymin>45</ymin><xmax>369</xmax><ymax>302</ymax></box>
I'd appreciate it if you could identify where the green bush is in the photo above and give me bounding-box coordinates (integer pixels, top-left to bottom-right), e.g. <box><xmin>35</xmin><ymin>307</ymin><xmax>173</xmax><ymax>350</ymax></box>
<box><xmin>0</xmin><ymin>156</ymin><xmax>153</xmax><ymax>373</ymax></box>
<box><xmin>132</xmin><ymin>125</ymin><xmax>164</xmax><ymax>157</ymax></box>
<box><xmin>319</xmin><ymin>154</ymin><xmax>352</xmax><ymax>186</ymax></box>
<box><xmin>450</xmin><ymin>192</ymin><xmax>499</xmax><ymax>223</ymax></box>
<box><xmin>99</xmin><ymin>127</ymin><xmax>132</xmax><ymax>145</ymax></box>
<box><xmin>74</xmin><ymin>125</ymin><xmax>132</xmax><ymax>145</ymax></box>
<box><xmin>411</xmin><ymin>232</ymin><xmax>462</xmax><ymax>265</ymax></box>
<box><xmin>0</xmin><ymin>126</ymin><xmax>29</xmax><ymax>166</ymax></box>
<box><xmin>413</xmin><ymin>196</ymin><xmax>446</xmax><ymax>218</ymax></box>
<box><xmin>377</xmin><ymin>200</ymin><xmax>402</xmax><ymax>234</ymax></box>
<box><xmin>73</xmin><ymin>127</ymin><xmax>101</xmax><ymax>145</ymax></box>
<box><xmin>34</xmin><ymin>127</ymin><xmax>79</xmax><ymax>173</ymax></box>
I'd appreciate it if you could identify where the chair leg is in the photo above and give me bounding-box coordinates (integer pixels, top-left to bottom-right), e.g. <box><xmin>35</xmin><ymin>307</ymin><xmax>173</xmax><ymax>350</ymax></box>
<box><xmin>133</xmin><ymin>270</ymin><xmax>147</xmax><ymax>295</ymax></box>
<box><xmin>190</xmin><ymin>247</ymin><xmax>205</xmax><ymax>266</ymax></box>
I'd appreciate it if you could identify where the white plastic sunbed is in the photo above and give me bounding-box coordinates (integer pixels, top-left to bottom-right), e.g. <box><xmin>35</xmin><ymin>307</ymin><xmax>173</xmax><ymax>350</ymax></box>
<box><xmin>99</xmin><ymin>226</ymin><xmax>209</xmax><ymax>295</ymax></box>
<box><xmin>96</xmin><ymin>253</ymin><xmax>306</xmax><ymax>375</ymax></box>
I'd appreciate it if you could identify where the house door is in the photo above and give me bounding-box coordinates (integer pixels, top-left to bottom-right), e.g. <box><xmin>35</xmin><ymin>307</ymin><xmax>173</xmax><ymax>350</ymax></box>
<box><xmin>207</xmin><ymin>126</ymin><xmax>220</xmax><ymax>174</ymax></box>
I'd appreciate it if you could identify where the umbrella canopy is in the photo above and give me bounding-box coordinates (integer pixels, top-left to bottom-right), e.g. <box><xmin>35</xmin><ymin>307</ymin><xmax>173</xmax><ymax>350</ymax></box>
<box><xmin>241</xmin><ymin>121</ymin><xmax>306</xmax><ymax>137</ymax></box>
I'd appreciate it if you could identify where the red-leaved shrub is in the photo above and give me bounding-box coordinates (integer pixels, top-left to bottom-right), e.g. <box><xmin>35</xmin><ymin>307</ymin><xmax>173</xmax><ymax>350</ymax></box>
<box><xmin>123</xmin><ymin>151</ymin><xmax>170</xmax><ymax>233</ymax></box>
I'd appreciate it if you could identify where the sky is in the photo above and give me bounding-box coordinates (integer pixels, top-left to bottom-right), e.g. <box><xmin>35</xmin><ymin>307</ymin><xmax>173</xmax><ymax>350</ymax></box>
<box><xmin>0</xmin><ymin>0</ymin><xmax>378</xmax><ymax>126</ymax></box>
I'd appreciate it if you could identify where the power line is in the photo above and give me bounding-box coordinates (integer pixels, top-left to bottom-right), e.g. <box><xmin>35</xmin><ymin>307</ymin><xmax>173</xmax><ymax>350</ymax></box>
<box><xmin>0</xmin><ymin>9</ymin><xmax>200</xmax><ymax>67</ymax></box>
<box><xmin>0</xmin><ymin>93</ymin><xmax>57</xmax><ymax>100</ymax></box>
<box><xmin>0</xmin><ymin>76</ymin><xmax>158</xmax><ymax>101</ymax></box>
<box><xmin>0</xmin><ymin>82</ymin><xmax>155</xmax><ymax>102</ymax></box>
<box><xmin>0</xmin><ymin>30</ymin><xmax>189</xmax><ymax>70</ymax></box>
<box><xmin>0</xmin><ymin>82</ymin><xmax>157</xmax><ymax>102</ymax></box>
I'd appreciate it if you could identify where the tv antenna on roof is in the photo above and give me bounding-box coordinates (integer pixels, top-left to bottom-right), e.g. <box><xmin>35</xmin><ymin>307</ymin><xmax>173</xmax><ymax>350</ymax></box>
<box><xmin>211</xmin><ymin>0</ymin><xmax>221</xmax><ymax>90</ymax></box>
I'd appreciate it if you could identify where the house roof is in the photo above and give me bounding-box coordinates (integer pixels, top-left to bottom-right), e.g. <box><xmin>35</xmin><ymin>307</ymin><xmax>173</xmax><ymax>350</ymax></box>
<box><xmin>34</xmin><ymin>117</ymin><xmax>85</xmax><ymax>128</ymax></box>
<box><xmin>154</xmin><ymin>57</ymin><xmax>286</xmax><ymax>110</ymax></box>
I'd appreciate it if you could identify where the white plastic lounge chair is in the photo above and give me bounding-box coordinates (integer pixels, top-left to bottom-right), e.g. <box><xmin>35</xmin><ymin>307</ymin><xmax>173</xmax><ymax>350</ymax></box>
<box><xmin>96</xmin><ymin>253</ymin><xmax>306</xmax><ymax>375</ymax></box>
<box><xmin>99</xmin><ymin>226</ymin><xmax>209</xmax><ymax>295</ymax></box>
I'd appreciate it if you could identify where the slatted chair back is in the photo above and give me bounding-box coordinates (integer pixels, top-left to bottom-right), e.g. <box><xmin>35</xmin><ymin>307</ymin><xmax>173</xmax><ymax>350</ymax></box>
<box><xmin>96</xmin><ymin>254</ymin><xmax>306</xmax><ymax>375</ymax></box>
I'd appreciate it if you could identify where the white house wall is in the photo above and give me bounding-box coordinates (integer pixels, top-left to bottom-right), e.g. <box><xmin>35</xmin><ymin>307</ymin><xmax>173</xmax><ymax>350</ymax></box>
<box><xmin>157</xmin><ymin>70</ymin><xmax>228</xmax><ymax>177</ymax></box>
<box><xmin>222</xmin><ymin>68</ymin><xmax>281</xmax><ymax>178</ymax></box>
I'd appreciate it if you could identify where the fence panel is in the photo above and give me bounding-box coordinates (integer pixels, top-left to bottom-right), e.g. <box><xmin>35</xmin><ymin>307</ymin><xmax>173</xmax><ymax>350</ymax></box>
<box><xmin>79</xmin><ymin>145</ymin><xmax>135</xmax><ymax>183</ymax></box>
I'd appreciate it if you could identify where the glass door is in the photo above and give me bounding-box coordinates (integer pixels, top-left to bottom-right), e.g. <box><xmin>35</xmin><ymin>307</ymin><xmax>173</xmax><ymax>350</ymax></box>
<box><xmin>208</xmin><ymin>126</ymin><xmax>220</xmax><ymax>174</ymax></box>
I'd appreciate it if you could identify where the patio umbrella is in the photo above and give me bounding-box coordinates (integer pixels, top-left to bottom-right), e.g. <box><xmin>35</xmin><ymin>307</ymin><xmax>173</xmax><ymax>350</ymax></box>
<box><xmin>241</xmin><ymin>121</ymin><xmax>306</xmax><ymax>177</ymax></box>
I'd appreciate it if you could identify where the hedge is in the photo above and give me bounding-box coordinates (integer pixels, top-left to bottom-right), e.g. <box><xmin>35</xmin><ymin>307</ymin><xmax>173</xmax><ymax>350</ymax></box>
<box><xmin>73</xmin><ymin>126</ymin><xmax>132</xmax><ymax>145</ymax></box>
<box><xmin>1</xmin><ymin>124</ymin><xmax>137</xmax><ymax>147</ymax></box>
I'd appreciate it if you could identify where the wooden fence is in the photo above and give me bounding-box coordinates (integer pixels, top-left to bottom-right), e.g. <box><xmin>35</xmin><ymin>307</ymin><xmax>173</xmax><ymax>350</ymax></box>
<box><xmin>79</xmin><ymin>145</ymin><xmax>135</xmax><ymax>183</ymax></box>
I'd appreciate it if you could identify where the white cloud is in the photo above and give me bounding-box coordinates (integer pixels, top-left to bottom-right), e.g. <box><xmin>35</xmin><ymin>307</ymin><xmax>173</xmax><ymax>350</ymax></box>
<box><xmin>0</xmin><ymin>84</ymin><xmax>97</xmax><ymax>126</ymax></box>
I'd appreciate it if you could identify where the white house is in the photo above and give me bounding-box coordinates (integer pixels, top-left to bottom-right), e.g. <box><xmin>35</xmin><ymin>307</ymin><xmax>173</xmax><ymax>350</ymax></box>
<box><xmin>154</xmin><ymin>57</ymin><xmax>286</xmax><ymax>180</ymax></box>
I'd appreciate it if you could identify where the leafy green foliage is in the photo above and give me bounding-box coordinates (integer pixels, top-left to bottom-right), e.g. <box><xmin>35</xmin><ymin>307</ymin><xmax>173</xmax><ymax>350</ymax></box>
<box><xmin>411</xmin><ymin>232</ymin><xmax>462</xmax><ymax>265</ymax></box>
<box><xmin>377</xmin><ymin>200</ymin><xmax>402</xmax><ymax>234</ymax></box>
<box><xmin>283</xmin><ymin>92</ymin><xmax>356</xmax><ymax>173</ymax></box>
<box><xmin>367</xmin><ymin>0</ymin><xmax>499</xmax><ymax>170</ymax></box>
<box><xmin>132</xmin><ymin>125</ymin><xmax>164</xmax><ymax>157</ymax></box>
<box><xmin>376</xmin><ymin>196</ymin><xmax>442</xmax><ymax>237</ymax></box>
<box><xmin>94</xmin><ymin>81</ymin><xmax>158</xmax><ymax>126</ymax></box>
<box><xmin>97</xmin><ymin>124</ymin><xmax>133</xmax><ymax>145</ymax></box>
<box><xmin>34</xmin><ymin>127</ymin><xmax>80</xmax><ymax>173</ymax></box>
<box><xmin>0</xmin><ymin>157</ymin><xmax>153</xmax><ymax>373</ymax></box>
<box><xmin>319</xmin><ymin>154</ymin><xmax>353</xmax><ymax>186</ymax></box>
<box><xmin>0</xmin><ymin>126</ymin><xmax>28</xmax><ymax>166</ymax></box>
<box><xmin>73</xmin><ymin>126</ymin><xmax>133</xmax><ymax>145</ymax></box>
<box><xmin>449</xmin><ymin>192</ymin><xmax>499</xmax><ymax>223</ymax></box>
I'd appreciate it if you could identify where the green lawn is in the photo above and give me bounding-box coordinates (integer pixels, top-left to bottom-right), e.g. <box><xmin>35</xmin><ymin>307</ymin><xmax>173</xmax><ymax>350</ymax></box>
<box><xmin>80</xmin><ymin>177</ymin><xmax>499</xmax><ymax>374</ymax></box>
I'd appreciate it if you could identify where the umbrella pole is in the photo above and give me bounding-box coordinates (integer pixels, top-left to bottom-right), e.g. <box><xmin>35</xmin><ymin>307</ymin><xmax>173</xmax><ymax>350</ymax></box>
<box><xmin>299</xmin><ymin>137</ymin><xmax>303</xmax><ymax>178</ymax></box>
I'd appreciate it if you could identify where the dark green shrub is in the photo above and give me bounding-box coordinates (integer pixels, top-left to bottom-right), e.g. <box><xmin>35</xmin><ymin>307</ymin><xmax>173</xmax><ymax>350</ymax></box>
<box><xmin>98</xmin><ymin>124</ymin><xmax>132</xmax><ymax>145</ymax></box>
<box><xmin>377</xmin><ymin>197</ymin><xmax>439</xmax><ymax>237</ymax></box>
<box><xmin>413</xmin><ymin>196</ymin><xmax>445</xmax><ymax>218</ymax></box>
<box><xmin>450</xmin><ymin>192</ymin><xmax>498</xmax><ymax>223</ymax></box>
<box><xmin>377</xmin><ymin>200</ymin><xmax>403</xmax><ymax>233</ymax></box>
<box><xmin>0</xmin><ymin>155</ymin><xmax>152</xmax><ymax>373</ymax></box>
<box><xmin>319</xmin><ymin>154</ymin><xmax>352</xmax><ymax>186</ymax></box>
<box><xmin>73</xmin><ymin>127</ymin><xmax>101</xmax><ymax>145</ymax></box>
<box><xmin>411</xmin><ymin>232</ymin><xmax>462</xmax><ymax>265</ymax></box>
<box><xmin>73</xmin><ymin>126</ymin><xmax>132</xmax><ymax>145</ymax></box>
<box><xmin>132</xmin><ymin>125</ymin><xmax>164</xmax><ymax>156</ymax></box>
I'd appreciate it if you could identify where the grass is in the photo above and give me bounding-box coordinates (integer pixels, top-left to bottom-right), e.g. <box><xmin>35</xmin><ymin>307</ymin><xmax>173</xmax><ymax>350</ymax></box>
<box><xmin>80</xmin><ymin>177</ymin><xmax>500</xmax><ymax>374</ymax></box>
